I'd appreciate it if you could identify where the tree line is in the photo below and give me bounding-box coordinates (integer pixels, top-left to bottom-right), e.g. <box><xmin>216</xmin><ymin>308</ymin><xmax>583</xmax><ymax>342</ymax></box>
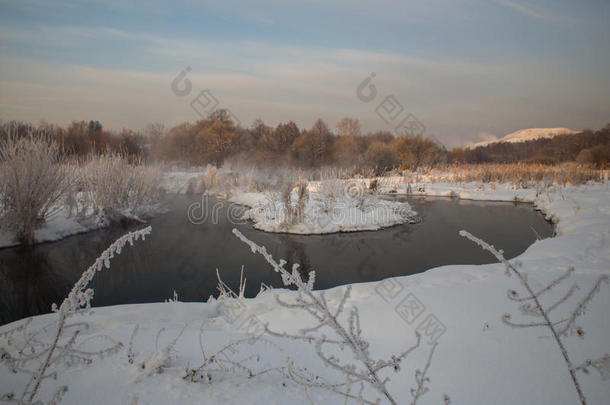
<box><xmin>1</xmin><ymin>113</ymin><xmax>608</xmax><ymax>170</ymax></box>
<box><xmin>153</xmin><ymin>111</ymin><xmax>446</xmax><ymax>172</ymax></box>
<box><xmin>0</xmin><ymin>119</ymin><xmax>150</xmax><ymax>161</ymax></box>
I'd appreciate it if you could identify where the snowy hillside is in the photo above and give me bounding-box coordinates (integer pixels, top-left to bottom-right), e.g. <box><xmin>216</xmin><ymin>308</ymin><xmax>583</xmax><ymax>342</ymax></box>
<box><xmin>468</xmin><ymin>128</ymin><xmax>580</xmax><ymax>149</ymax></box>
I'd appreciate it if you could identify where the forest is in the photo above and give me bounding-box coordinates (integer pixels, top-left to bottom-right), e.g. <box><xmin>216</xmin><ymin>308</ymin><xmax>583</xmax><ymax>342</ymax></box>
<box><xmin>1</xmin><ymin>114</ymin><xmax>608</xmax><ymax>171</ymax></box>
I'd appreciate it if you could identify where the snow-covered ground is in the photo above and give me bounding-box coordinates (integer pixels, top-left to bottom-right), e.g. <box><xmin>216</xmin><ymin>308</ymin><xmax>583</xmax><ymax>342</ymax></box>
<box><xmin>1</xmin><ymin>179</ymin><xmax>609</xmax><ymax>404</ymax></box>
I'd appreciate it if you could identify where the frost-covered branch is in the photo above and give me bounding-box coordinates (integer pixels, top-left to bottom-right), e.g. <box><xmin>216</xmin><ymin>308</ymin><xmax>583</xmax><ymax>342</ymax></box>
<box><xmin>575</xmin><ymin>354</ymin><xmax>610</xmax><ymax>381</ymax></box>
<box><xmin>233</xmin><ymin>228</ymin><xmax>434</xmax><ymax>405</ymax></box>
<box><xmin>182</xmin><ymin>330</ymin><xmax>285</xmax><ymax>385</ymax></box>
<box><xmin>410</xmin><ymin>343</ymin><xmax>437</xmax><ymax>405</ymax></box>
<box><xmin>460</xmin><ymin>230</ymin><xmax>609</xmax><ymax>405</ymax></box>
<box><xmin>0</xmin><ymin>226</ymin><xmax>152</xmax><ymax>404</ymax></box>
<box><xmin>130</xmin><ymin>324</ymin><xmax>189</xmax><ymax>382</ymax></box>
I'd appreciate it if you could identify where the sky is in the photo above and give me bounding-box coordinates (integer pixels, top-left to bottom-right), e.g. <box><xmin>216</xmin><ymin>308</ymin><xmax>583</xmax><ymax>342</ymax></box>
<box><xmin>0</xmin><ymin>0</ymin><xmax>608</xmax><ymax>147</ymax></box>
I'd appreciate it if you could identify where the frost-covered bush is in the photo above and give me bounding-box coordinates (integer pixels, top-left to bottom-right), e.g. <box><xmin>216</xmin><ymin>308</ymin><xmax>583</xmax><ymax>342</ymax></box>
<box><xmin>0</xmin><ymin>135</ymin><xmax>74</xmax><ymax>244</ymax></box>
<box><xmin>79</xmin><ymin>153</ymin><xmax>162</xmax><ymax>221</ymax></box>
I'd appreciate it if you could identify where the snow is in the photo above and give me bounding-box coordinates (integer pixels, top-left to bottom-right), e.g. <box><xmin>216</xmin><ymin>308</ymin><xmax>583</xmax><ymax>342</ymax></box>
<box><xmin>2</xmin><ymin>163</ymin><xmax>585</xmax><ymax>247</ymax></box>
<box><xmin>229</xmin><ymin>188</ymin><xmax>418</xmax><ymax>234</ymax></box>
<box><xmin>1</xmin><ymin>180</ymin><xmax>609</xmax><ymax>404</ymax></box>
<box><xmin>468</xmin><ymin>127</ymin><xmax>579</xmax><ymax>149</ymax></box>
<box><xmin>0</xmin><ymin>206</ymin><xmax>106</xmax><ymax>249</ymax></box>
<box><xmin>0</xmin><ymin>167</ymin><xmax>208</xmax><ymax>248</ymax></box>
<box><xmin>0</xmin><ymin>180</ymin><xmax>167</xmax><ymax>248</ymax></box>
<box><xmin>0</xmin><ymin>202</ymin><xmax>163</xmax><ymax>249</ymax></box>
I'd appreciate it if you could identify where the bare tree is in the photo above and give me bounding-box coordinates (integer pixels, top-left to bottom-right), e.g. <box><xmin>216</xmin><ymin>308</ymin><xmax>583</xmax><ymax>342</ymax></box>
<box><xmin>144</xmin><ymin>122</ymin><xmax>165</xmax><ymax>139</ymax></box>
<box><xmin>336</xmin><ymin>118</ymin><xmax>362</xmax><ymax>138</ymax></box>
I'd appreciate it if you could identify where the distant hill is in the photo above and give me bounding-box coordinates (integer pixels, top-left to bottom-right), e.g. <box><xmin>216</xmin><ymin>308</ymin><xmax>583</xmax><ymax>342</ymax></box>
<box><xmin>468</xmin><ymin>128</ymin><xmax>580</xmax><ymax>149</ymax></box>
<box><xmin>451</xmin><ymin>125</ymin><xmax>609</xmax><ymax>166</ymax></box>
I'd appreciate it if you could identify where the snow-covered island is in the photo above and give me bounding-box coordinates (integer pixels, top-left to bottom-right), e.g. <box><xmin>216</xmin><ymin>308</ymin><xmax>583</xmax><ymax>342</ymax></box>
<box><xmin>229</xmin><ymin>187</ymin><xmax>418</xmax><ymax>234</ymax></box>
<box><xmin>1</xmin><ymin>179</ymin><xmax>609</xmax><ymax>405</ymax></box>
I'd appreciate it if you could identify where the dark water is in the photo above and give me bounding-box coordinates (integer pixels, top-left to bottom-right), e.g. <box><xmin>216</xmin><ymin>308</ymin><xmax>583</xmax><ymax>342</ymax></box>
<box><xmin>0</xmin><ymin>195</ymin><xmax>553</xmax><ymax>325</ymax></box>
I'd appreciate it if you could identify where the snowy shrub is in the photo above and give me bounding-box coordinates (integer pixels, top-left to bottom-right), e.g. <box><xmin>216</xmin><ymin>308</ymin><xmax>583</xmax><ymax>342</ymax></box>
<box><xmin>281</xmin><ymin>180</ymin><xmax>308</xmax><ymax>225</ymax></box>
<box><xmin>252</xmin><ymin>172</ymin><xmax>309</xmax><ymax>227</ymax></box>
<box><xmin>460</xmin><ymin>230</ymin><xmax>609</xmax><ymax>405</ymax></box>
<box><xmin>233</xmin><ymin>229</ymin><xmax>438</xmax><ymax>405</ymax></box>
<box><xmin>80</xmin><ymin>153</ymin><xmax>162</xmax><ymax>221</ymax></box>
<box><xmin>0</xmin><ymin>135</ymin><xmax>74</xmax><ymax>244</ymax></box>
<box><xmin>281</xmin><ymin>182</ymin><xmax>294</xmax><ymax>221</ymax></box>
<box><xmin>0</xmin><ymin>226</ymin><xmax>151</xmax><ymax>404</ymax></box>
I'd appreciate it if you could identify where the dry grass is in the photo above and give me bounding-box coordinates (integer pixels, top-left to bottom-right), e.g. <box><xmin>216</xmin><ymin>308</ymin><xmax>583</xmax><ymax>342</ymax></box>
<box><xmin>409</xmin><ymin>163</ymin><xmax>606</xmax><ymax>187</ymax></box>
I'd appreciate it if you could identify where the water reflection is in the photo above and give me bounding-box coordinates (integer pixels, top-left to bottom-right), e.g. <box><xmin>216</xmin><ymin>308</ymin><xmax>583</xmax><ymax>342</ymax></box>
<box><xmin>0</xmin><ymin>246</ymin><xmax>72</xmax><ymax>323</ymax></box>
<box><xmin>0</xmin><ymin>195</ymin><xmax>554</xmax><ymax>325</ymax></box>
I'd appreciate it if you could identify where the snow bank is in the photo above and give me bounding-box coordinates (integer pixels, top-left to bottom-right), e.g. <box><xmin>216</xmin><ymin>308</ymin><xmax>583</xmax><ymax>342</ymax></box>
<box><xmin>1</xmin><ymin>181</ymin><xmax>609</xmax><ymax>404</ymax></box>
<box><xmin>0</xmin><ymin>206</ymin><xmax>104</xmax><ymax>248</ymax></box>
<box><xmin>0</xmin><ymin>203</ymin><xmax>164</xmax><ymax>249</ymax></box>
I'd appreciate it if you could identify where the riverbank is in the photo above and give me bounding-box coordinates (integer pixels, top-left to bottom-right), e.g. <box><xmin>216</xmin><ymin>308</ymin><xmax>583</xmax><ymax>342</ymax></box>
<box><xmin>1</xmin><ymin>167</ymin><xmax>603</xmax><ymax>246</ymax></box>
<box><xmin>0</xmin><ymin>203</ymin><xmax>164</xmax><ymax>249</ymax></box>
<box><xmin>1</xmin><ymin>182</ymin><xmax>608</xmax><ymax>404</ymax></box>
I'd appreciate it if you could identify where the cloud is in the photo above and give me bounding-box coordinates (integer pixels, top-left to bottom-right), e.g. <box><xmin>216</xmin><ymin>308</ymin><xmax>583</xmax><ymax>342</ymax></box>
<box><xmin>1</xmin><ymin>17</ymin><xmax>607</xmax><ymax>147</ymax></box>
<box><xmin>495</xmin><ymin>0</ymin><xmax>570</xmax><ymax>23</ymax></box>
